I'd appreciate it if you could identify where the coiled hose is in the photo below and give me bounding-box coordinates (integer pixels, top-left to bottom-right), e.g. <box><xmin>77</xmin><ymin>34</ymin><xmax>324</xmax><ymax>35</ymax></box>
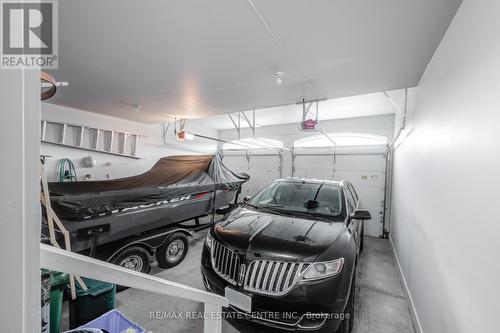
<box><xmin>58</xmin><ymin>158</ymin><xmax>77</xmax><ymax>182</ymax></box>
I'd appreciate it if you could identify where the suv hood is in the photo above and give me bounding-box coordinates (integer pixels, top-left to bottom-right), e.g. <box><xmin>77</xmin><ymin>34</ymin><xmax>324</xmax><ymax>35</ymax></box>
<box><xmin>213</xmin><ymin>207</ymin><xmax>345</xmax><ymax>262</ymax></box>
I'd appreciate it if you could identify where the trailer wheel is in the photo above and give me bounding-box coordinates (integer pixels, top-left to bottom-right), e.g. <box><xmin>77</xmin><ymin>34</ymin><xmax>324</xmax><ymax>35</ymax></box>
<box><xmin>109</xmin><ymin>245</ymin><xmax>151</xmax><ymax>274</ymax></box>
<box><xmin>156</xmin><ymin>233</ymin><xmax>189</xmax><ymax>268</ymax></box>
<box><xmin>109</xmin><ymin>246</ymin><xmax>151</xmax><ymax>292</ymax></box>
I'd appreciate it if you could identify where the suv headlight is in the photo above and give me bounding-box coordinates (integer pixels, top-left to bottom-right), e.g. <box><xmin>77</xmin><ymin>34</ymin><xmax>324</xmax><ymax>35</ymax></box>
<box><xmin>205</xmin><ymin>231</ymin><xmax>213</xmax><ymax>250</ymax></box>
<box><xmin>302</xmin><ymin>258</ymin><xmax>344</xmax><ymax>281</ymax></box>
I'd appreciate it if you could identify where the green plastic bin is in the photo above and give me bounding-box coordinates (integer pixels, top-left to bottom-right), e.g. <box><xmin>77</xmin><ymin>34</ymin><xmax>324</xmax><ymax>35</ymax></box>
<box><xmin>70</xmin><ymin>278</ymin><xmax>116</xmax><ymax>328</ymax></box>
<box><xmin>41</xmin><ymin>271</ymin><xmax>51</xmax><ymax>333</ymax></box>
<box><xmin>49</xmin><ymin>271</ymin><xmax>69</xmax><ymax>333</ymax></box>
<box><xmin>41</xmin><ymin>269</ymin><xmax>69</xmax><ymax>333</ymax></box>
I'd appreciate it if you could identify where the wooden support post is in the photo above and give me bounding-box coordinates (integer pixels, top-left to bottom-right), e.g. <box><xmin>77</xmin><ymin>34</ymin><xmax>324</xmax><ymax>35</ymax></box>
<box><xmin>40</xmin><ymin>163</ymin><xmax>87</xmax><ymax>298</ymax></box>
<box><xmin>40</xmin><ymin>165</ymin><xmax>56</xmax><ymax>242</ymax></box>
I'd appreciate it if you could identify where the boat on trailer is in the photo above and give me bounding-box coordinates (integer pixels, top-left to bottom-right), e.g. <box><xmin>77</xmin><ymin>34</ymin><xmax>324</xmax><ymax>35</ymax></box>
<box><xmin>44</xmin><ymin>155</ymin><xmax>249</xmax><ymax>254</ymax></box>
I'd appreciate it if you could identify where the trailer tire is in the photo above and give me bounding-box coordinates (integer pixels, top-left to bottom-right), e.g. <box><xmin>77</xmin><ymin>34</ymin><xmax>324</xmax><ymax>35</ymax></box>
<box><xmin>156</xmin><ymin>233</ymin><xmax>189</xmax><ymax>268</ymax></box>
<box><xmin>109</xmin><ymin>245</ymin><xmax>151</xmax><ymax>291</ymax></box>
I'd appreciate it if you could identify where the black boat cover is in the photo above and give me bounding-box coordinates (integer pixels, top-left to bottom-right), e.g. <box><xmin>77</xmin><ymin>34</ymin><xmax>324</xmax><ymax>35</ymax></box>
<box><xmin>49</xmin><ymin>155</ymin><xmax>249</xmax><ymax>221</ymax></box>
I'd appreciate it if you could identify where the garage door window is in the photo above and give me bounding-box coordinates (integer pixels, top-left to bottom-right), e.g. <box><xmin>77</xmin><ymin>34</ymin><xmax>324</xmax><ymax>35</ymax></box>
<box><xmin>294</xmin><ymin>132</ymin><xmax>387</xmax><ymax>148</ymax></box>
<box><xmin>222</xmin><ymin>137</ymin><xmax>283</xmax><ymax>150</ymax></box>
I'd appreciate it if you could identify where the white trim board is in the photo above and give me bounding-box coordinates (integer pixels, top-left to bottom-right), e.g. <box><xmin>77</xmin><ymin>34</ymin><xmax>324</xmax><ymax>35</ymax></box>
<box><xmin>389</xmin><ymin>235</ymin><xmax>423</xmax><ymax>333</ymax></box>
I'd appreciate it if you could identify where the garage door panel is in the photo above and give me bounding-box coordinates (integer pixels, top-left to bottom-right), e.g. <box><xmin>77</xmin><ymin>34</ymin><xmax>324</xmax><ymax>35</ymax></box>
<box><xmin>223</xmin><ymin>154</ymin><xmax>280</xmax><ymax>197</ymax></box>
<box><xmin>359</xmin><ymin>201</ymin><xmax>384</xmax><ymax>237</ymax></box>
<box><xmin>294</xmin><ymin>153</ymin><xmax>386</xmax><ymax>237</ymax></box>
<box><xmin>245</xmin><ymin>170</ymin><xmax>279</xmax><ymax>195</ymax></box>
<box><xmin>222</xmin><ymin>156</ymin><xmax>248</xmax><ymax>173</ymax></box>
<box><xmin>295</xmin><ymin>169</ymin><xmax>335</xmax><ymax>180</ymax></box>
<box><xmin>294</xmin><ymin>156</ymin><xmax>334</xmax><ymax>172</ymax></box>
<box><xmin>294</xmin><ymin>173</ymin><xmax>385</xmax><ymax>189</ymax></box>
<box><xmin>334</xmin><ymin>172</ymin><xmax>386</xmax><ymax>188</ymax></box>
<box><xmin>294</xmin><ymin>155</ymin><xmax>386</xmax><ymax>172</ymax></box>
<box><xmin>248</xmin><ymin>157</ymin><xmax>279</xmax><ymax>168</ymax></box>
<box><xmin>334</xmin><ymin>155</ymin><xmax>386</xmax><ymax>172</ymax></box>
<box><xmin>225</xmin><ymin>152</ymin><xmax>386</xmax><ymax>237</ymax></box>
<box><xmin>351</xmin><ymin>186</ymin><xmax>385</xmax><ymax>199</ymax></box>
<box><xmin>248</xmin><ymin>156</ymin><xmax>280</xmax><ymax>195</ymax></box>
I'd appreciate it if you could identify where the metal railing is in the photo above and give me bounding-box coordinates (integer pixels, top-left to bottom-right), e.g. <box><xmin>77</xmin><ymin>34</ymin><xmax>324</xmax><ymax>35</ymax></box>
<box><xmin>40</xmin><ymin>244</ymin><xmax>228</xmax><ymax>333</ymax></box>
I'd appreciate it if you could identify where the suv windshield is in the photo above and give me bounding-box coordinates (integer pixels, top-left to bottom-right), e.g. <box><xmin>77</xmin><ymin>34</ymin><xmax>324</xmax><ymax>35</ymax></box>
<box><xmin>249</xmin><ymin>181</ymin><xmax>344</xmax><ymax>220</ymax></box>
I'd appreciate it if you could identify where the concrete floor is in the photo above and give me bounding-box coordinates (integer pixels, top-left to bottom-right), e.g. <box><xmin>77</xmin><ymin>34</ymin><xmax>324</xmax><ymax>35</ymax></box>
<box><xmin>111</xmin><ymin>228</ymin><xmax>416</xmax><ymax>333</ymax></box>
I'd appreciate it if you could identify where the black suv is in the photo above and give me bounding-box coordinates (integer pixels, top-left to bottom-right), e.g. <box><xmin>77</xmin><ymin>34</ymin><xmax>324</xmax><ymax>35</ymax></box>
<box><xmin>201</xmin><ymin>178</ymin><xmax>371</xmax><ymax>332</ymax></box>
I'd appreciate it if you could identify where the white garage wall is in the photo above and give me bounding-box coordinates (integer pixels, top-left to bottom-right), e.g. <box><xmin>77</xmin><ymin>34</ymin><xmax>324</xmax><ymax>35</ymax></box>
<box><xmin>390</xmin><ymin>1</ymin><xmax>499</xmax><ymax>333</ymax></box>
<box><xmin>41</xmin><ymin>103</ymin><xmax>217</xmax><ymax>181</ymax></box>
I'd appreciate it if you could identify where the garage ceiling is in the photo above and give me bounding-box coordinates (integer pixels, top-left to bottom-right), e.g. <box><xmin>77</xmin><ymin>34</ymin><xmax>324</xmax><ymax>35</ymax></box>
<box><xmin>47</xmin><ymin>0</ymin><xmax>461</xmax><ymax>123</ymax></box>
<box><xmin>192</xmin><ymin>91</ymin><xmax>398</xmax><ymax>130</ymax></box>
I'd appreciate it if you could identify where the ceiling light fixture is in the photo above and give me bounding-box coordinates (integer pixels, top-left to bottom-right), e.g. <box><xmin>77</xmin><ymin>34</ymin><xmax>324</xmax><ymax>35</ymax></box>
<box><xmin>275</xmin><ymin>72</ymin><xmax>285</xmax><ymax>85</ymax></box>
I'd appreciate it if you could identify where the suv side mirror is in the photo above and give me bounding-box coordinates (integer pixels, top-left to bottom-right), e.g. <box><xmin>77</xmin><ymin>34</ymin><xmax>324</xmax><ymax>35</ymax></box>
<box><xmin>351</xmin><ymin>209</ymin><xmax>372</xmax><ymax>220</ymax></box>
<box><xmin>242</xmin><ymin>196</ymin><xmax>251</xmax><ymax>203</ymax></box>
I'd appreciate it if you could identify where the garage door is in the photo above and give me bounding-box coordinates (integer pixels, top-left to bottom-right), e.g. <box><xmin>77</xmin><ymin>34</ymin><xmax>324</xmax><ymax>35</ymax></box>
<box><xmin>222</xmin><ymin>153</ymin><xmax>282</xmax><ymax>197</ymax></box>
<box><xmin>293</xmin><ymin>147</ymin><xmax>387</xmax><ymax>237</ymax></box>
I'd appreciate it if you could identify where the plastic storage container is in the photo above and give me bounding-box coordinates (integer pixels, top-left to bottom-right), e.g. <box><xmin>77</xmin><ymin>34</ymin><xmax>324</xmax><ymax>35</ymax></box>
<box><xmin>79</xmin><ymin>309</ymin><xmax>145</xmax><ymax>333</ymax></box>
<box><xmin>50</xmin><ymin>271</ymin><xmax>69</xmax><ymax>333</ymax></box>
<box><xmin>70</xmin><ymin>278</ymin><xmax>116</xmax><ymax>328</ymax></box>
<box><xmin>41</xmin><ymin>271</ymin><xmax>52</xmax><ymax>333</ymax></box>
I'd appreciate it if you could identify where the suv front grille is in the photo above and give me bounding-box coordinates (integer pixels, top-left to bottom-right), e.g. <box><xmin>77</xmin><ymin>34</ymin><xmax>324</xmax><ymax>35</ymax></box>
<box><xmin>210</xmin><ymin>239</ymin><xmax>309</xmax><ymax>296</ymax></box>
<box><xmin>210</xmin><ymin>239</ymin><xmax>241</xmax><ymax>285</ymax></box>
<box><xmin>244</xmin><ymin>260</ymin><xmax>309</xmax><ymax>296</ymax></box>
